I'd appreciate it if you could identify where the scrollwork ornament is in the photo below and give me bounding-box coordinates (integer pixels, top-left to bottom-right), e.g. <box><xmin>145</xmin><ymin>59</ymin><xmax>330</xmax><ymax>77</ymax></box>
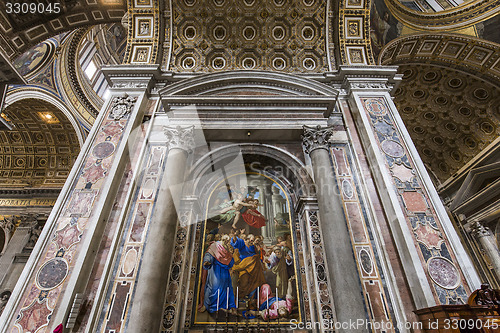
<box><xmin>302</xmin><ymin>125</ymin><xmax>334</xmax><ymax>154</ymax></box>
<box><xmin>109</xmin><ymin>95</ymin><xmax>138</xmax><ymax>120</ymax></box>
<box><xmin>163</xmin><ymin>125</ymin><xmax>195</xmax><ymax>153</ymax></box>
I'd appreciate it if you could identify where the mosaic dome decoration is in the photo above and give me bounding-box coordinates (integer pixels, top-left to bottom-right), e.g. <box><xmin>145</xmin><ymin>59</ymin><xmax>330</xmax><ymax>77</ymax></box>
<box><xmin>168</xmin><ymin>0</ymin><xmax>335</xmax><ymax>72</ymax></box>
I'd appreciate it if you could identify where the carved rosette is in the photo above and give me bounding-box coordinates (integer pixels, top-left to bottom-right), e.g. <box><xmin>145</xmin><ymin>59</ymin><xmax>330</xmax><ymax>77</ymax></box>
<box><xmin>163</xmin><ymin>125</ymin><xmax>195</xmax><ymax>154</ymax></box>
<box><xmin>302</xmin><ymin>125</ymin><xmax>334</xmax><ymax>154</ymax></box>
<box><xmin>109</xmin><ymin>95</ymin><xmax>138</xmax><ymax>120</ymax></box>
<box><xmin>471</xmin><ymin>221</ymin><xmax>492</xmax><ymax>238</ymax></box>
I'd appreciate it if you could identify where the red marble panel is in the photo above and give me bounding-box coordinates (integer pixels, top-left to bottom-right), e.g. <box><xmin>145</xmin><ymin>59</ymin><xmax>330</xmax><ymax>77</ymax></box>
<box><xmin>64</xmin><ymin>190</ymin><xmax>98</xmax><ymax>217</ymax></box>
<box><xmin>82</xmin><ymin>163</ymin><xmax>107</xmax><ymax>184</ymax></box>
<box><xmin>331</xmin><ymin>148</ymin><xmax>350</xmax><ymax>176</ymax></box>
<box><xmin>16</xmin><ymin>300</ymin><xmax>51</xmax><ymax>333</ymax></box>
<box><xmin>345</xmin><ymin>202</ymin><xmax>368</xmax><ymax>243</ymax></box>
<box><xmin>104</xmin><ymin>281</ymin><xmax>132</xmax><ymax>332</ymax></box>
<box><xmin>54</xmin><ymin>224</ymin><xmax>81</xmax><ymax>250</ymax></box>
<box><xmin>414</xmin><ymin>224</ymin><xmax>444</xmax><ymax>250</ymax></box>
<box><xmin>128</xmin><ymin>202</ymin><xmax>150</xmax><ymax>243</ymax></box>
<box><xmin>364</xmin><ymin>281</ymin><xmax>390</xmax><ymax>324</ymax></box>
<box><xmin>401</xmin><ymin>191</ymin><xmax>428</xmax><ymax>213</ymax></box>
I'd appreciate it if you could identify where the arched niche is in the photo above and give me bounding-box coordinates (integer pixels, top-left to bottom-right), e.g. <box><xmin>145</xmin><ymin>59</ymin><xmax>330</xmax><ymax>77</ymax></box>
<box><xmin>161</xmin><ymin>143</ymin><xmax>335</xmax><ymax>331</ymax></box>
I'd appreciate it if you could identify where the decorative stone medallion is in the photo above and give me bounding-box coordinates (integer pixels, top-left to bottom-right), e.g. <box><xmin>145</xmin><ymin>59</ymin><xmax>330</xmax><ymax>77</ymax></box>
<box><xmin>36</xmin><ymin>257</ymin><xmax>69</xmax><ymax>290</ymax></box>
<box><xmin>427</xmin><ymin>257</ymin><xmax>460</xmax><ymax>289</ymax></box>
<box><xmin>359</xmin><ymin>249</ymin><xmax>373</xmax><ymax>274</ymax></box>
<box><xmin>381</xmin><ymin>140</ymin><xmax>405</xmax><ymax>158</ymax></box>
<box><xmin>92</xmin><ymin>141</ymin><xmax>116</xmax><ymax>160</ymax></box>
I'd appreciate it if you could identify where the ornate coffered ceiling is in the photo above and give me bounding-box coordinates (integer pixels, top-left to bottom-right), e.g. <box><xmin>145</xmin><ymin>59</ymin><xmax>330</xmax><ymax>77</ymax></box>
<box><xmin>166</xmin><ymin>0</ymin><xmax>335</xmax><ymax>72</ymax></box>
<box><xmin>0</xmin><ymin>0</ymin><xmax>126</xmax><ymax>60</ymax></box>
<box><xmin>380</xmin><ymin>33</ymin><xmax>500</xmax><ymax>86</ymax></box>
<box><xmin>385</xmin><ymin>0</ymin><xmax>500</xmax><ymax>31</ymax></box>
<box><xmin>0</xmin><ymin>99</ymin><xmax>80</xmax><ymax>188</ymax></box>
<box><xmin>393</xmin><ymin>63</ymin><xmax>500</xmax><ymax>184</ymax></box>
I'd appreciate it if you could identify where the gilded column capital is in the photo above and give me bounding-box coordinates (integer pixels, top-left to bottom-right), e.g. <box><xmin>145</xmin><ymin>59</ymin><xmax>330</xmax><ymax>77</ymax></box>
<box><xmin>471</xmin><ymin>221</ymin><xmax>492</xmax><ymax>238</ymax></box>
<box><xmin>302</xmin><ymin>125</ymin><xmax>334</xmax><ymax>154</ymax></box>
<box><xmin>163</xmin><ymin>125</ymin><xmax>195</xmax><ymax>153</ymax></box>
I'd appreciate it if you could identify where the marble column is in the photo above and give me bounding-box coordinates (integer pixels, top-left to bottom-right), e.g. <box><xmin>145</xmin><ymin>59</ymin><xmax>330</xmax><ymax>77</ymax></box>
<box><xmin>127</xmin><ymin>125</ymin><xmax>194</xmax><ymax>333</ymax></box>
<box><xmin>471</xmin><ymin>221</ymin><xmax>500</xmax><ymax>279</ymax></box>
<box><xmin>302</xmin><ymin>125</ymin><xmax>368</xmax><ymax>332</ymax></box>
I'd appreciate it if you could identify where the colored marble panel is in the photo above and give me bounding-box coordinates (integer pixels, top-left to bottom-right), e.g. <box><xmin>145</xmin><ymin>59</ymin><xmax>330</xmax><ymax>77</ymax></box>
<box><xmin>364</xmin><ymin>98</ymin><xmax>387</xmax><ymax>115</ymax></box>
<box><xmin>36</xmin><ymin>258</ymin><xmax>68</xmax><ymax>290</ymax></box>
<box><xmin>82</xmin><ymin>163</ymin><xmax>107</xmax><ymax>185</ymax></box>
<box><xmin>391</xmin><ymin>163</ymin><xmax>414</xmax><ymax>183</ymax></box>
<box><xmin>54</xmin><ymin>224</ymin><xmax>81</xmax><ymax>250</ymax></box>
<box><xmin>381</xmin><ymin>140</ymin><xmax>405</xmax><ymax>158</ymax></box>
<box><xmin>331</xmin><ymin>148</ymin><xmax>350</xmax><ymax>176</ymax></box>
<box><xmin>414</xmin><ymin>224</ymin><xmax>443</xmax><ymax>250</ymax></box>
<box><xmin>101</xmin><ymin>121</ymin><xmax>125</xmax><ymax>138</ymax></box>
<box><xmin>16</xmin><ymin>299</ymin><xmax>52</xmax><ymax>333</ymax></box>
<box><xmin>121</xmin><ymin>247</ymin><xmax>138</xmax><ymax>276</ymax></box>
<box><xmin>147</xmin><ymin>147</ymin><xmax>164</xmax><ymax>175</ymax></box>
<box><xmin>373</xmin><ymin>119</ymin><xmax>394</xmax><ymax>136</ymax></box>
<box><xmin>345</xmin><ymin>202</ymin><xmax>368</xmax><ymax>243</ymax></box>
<box><xmin>64</xmin><ymin>189</ymin><xmax>98</xmax><ymax>217</ymax></box>
<box><xmin>141</xmin><ymin>177</ymin><xmax>156</xmax><ymax>199</ymax></box>
<box><xmin>401</xmin><ymin>191</ymin><xmax>428</xmax><ymax>213</ymax></box>
<box><xmin>104</xmin><ymin>281</ymin><xmax>132</xmax><ymax>332</ymax></box>
<box><xmin>427</xmin><ymin>257</ymin><xmax>460</xmax><ymax>289</ymax></box>
<box><xmin>364</xmin><ymin>281</ymin><xmax>389</xmax><ymax>321</ymax></box>
<box><xmin>128</xmin><ymin>202</ymin><xmax>150</xmax><ymax>243</ymax></box>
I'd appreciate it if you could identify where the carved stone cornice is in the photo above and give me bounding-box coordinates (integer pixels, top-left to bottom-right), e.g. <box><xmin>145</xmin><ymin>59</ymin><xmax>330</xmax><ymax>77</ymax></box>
<box><xmin>163</xmin><ymin>125</ymin><xmax>195</xmax><ymax>153</ymax></box>
<box><xmin>109</xmin><ymin>95</ymin><xmax>138</xmax><ymax>120</ymax></box>
<box><xmin>302</xmin><ymin>125</ymin><xmax>334</xmax><ymax>154</ymax></box>
<box><xmin>470</xmin><ymin>221</ymin><xmax>493</xmax><ymax>238</ymax></box>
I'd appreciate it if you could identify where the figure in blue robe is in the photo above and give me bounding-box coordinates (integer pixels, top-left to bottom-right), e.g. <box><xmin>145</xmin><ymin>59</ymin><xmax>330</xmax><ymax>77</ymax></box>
<box><xmin>203</xmin><ymin>242</ymin><xmax>236</xmax><ymax>313</ymax></box>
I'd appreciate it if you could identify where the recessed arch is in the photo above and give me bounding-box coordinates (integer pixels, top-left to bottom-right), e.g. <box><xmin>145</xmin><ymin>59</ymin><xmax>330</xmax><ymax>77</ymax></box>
<box><xmin>186</xmin><ymin>143</ymin><xmax>315</xmax><ymax>207</ymax></box>
<box><xmin>5</xmin><ymin>89</ymin><xmax>86</xmax><ymax>147</ymax></box>
<box><xmin>0</xmin><ymin>97</ymin><xmax>81</xmax><ymax>189</ymax></box>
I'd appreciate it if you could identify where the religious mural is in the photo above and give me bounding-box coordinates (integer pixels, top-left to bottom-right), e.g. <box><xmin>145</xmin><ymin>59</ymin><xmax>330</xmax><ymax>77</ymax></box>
<box><xmin>370</xmin><ymin>0</ymin><xmax>402</xmax><ymax>59</ymax></box>
<box><xmin>195</xmin><ymin>173</ymin><xmax>300</xmax><ymax>326</ymax></box>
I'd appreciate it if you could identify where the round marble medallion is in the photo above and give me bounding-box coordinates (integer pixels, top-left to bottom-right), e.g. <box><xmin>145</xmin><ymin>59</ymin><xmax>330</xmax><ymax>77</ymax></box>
<box><xmin>427</xmin><ymin>257</ymin><xmax>460</xmax><ymax>289</ymax></box>
<box><xmin>92</xmin><ymin>141</ymin><xmax>115</xmax><ymax>159</ymax></box>
<box><xmin>359</xmin><ymin>249</ymin><xmax>373</xmax><ymax>274</ymax></box>
<box><xmin>381</xmin><ymin>140</ymin><xmax>405</xmax><ymax>158</ymax></box>
<box><xmin>342</xmin><ymin>179</ymin><xmax>354</xmax><ymax>199</ymax></box>
<box><xmin>36</xmin><ymin>257</ymin><xmax>69</xmax><ymax>290</ymax></box>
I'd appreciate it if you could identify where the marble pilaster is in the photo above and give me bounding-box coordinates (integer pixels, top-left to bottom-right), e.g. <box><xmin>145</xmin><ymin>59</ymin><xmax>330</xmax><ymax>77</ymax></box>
<box><xmin>302</xmin><ymin>125</ymin><xmax>368</xmax><ymax>332</ymax></box>
<box><xmin>126</xmin><ymin>125</ymin><xmax>194</xmax><ymax>332</ymax></box>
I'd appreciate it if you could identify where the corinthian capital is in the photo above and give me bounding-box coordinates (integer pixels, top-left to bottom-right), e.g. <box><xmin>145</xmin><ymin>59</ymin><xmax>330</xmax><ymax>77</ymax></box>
<box><xmin>163</xmin><ymin>125</ymin><xmax>195</xmax><ymax>153</ymax></box>
<box><xmin>471</xmin><ymin>221</ymin><xmax>492</xmax><ymax>238</ymax></box>
<box><xmin>302</xmin><ymin>125</ymin><xmax>334</xmax><ymax>154</ymax></box>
